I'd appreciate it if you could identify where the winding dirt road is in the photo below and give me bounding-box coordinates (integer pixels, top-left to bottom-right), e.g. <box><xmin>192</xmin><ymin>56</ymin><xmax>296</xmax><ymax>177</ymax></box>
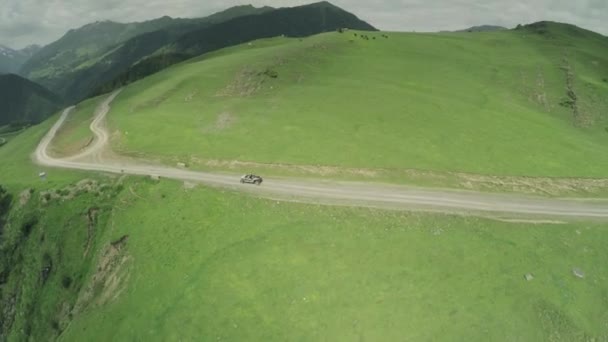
<box><xmin>34</xmin><ymin>91</ymin><xmax>608</xmax><ymax>221</ymax></box>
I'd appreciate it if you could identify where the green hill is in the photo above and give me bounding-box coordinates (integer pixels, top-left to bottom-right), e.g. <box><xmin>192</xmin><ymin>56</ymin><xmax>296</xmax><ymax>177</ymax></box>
<box><xmin>0</xmin><ymin>74</ymin><xmax>62</xmax><ymax>127</ymax></box>
<box><xmin>455</xmin><ymin>25</ymin><xmax>508</xmax><ymax>32</ymax></box>
<box><xmin>99</xmin><ymin>22</ymin><xmax>608</xmax><ymax>181</ymax></box>
<box><xmin>0</xmin><ymin>97</ymin><xmax>607</xmax><ymax>341</ymax></box>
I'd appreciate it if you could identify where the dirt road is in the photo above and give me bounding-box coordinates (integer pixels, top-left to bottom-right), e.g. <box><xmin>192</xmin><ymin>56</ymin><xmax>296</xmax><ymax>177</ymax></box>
<box><xmin>34</xmin><ymin>92</ymin><xmax>608</xmax><ymax>220</ymax></box>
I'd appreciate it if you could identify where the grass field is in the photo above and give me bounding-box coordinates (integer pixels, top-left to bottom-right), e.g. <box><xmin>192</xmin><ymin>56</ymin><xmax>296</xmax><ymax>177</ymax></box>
<box><xmin>0</xmin><ymin>125</ymin><xmax>29</xmax><ymax>146</ymax></box>
<box><xmin>105</xmin><ymin>24</ymin><xmax>608</xmax><ymax>179</ymax></box>
<box><xmin>58</xmin><ymin>179</ymin><xmax>608</xmax><ymax>341</ymax></box>
<box><xmin>0</xmin><ymin>115</ymin><xmax>90</xmax><ymax>192</ymax></box>
<box><xmin>1</xmin><ymin>107</ymin><xmax>608</xmax><ymax>341</ymax></box>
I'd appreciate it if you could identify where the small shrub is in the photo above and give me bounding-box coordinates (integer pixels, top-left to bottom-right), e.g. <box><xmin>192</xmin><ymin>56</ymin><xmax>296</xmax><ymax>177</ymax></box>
<box><xmin>62</xmin><ymin>275</ymin><xmax>73</xmax><ymax>289</ymax></box>
<box><xmin>263</xmin><ymin>69</ymin><xmax>278</xmax><ymax>78</ymax></box>
<box><xmin>0</xmin><ymin>185</ymin><xmax>11</xmax><ymax>216</ymax></box>
<box><xmin>603</xmin><ymin>78</ymin><xmax>607</xmax><ymax>83</ymax></box>
<box><xmin>41</xmin><ymin>253</ymin><xmax>53</xmax><ymax>283</ymax></box>
<box><xmin>111</xmin><ymin>235</ymin><xmax>129</xmax><ymax>248</ymax></box>
<box><xmin>0</xmin><ymin>269</ymin><xmax>8</xmax><ymax>285</ymax></box>
<box><xmin>21</xmin><ymin>215</ymin><xmax>39</xmax><ymax>238</ymax></box>
<box><xmin>50</xmin><ymin>320</ymin><xmax>60</xmax><ymax>331</ymax></box>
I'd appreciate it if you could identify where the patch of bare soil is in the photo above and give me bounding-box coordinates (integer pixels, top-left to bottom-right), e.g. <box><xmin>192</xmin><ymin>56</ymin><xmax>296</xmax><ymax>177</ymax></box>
<box><xmin>83</xmin><ymin>208</ymin><xmax>100</xmax><ymax>257</ymax></box>
<box><xmin>200</xmin><ymin>158</ymin><xmax>380</xmax><ymax>177</ymax></box>
<box><xmin>454</xmin><ymin>172</ymin><xmax>608</xmax><ymax>196</ymax></box>
<box><xmin>0</xmin><ymin>291</ymin><xmax>18</xmax><ymax>337</ymax></box>
<box><xmin>183</xmin><ymin>181</ymin><xmax>197</xmax><ymax>190</ymax></box>
<box><xmin>184</xmin><ymin>90</ymin><xmax>198</xmax><ymax>102</ymax></box>
<box><xmin>82</xmin><ymin>136</ymin><xmax>94</xmax><ymax>150</ymax></box>
<box><xmin>203</xmin><ymin>112</ymin><xmax>237</xmax><ymax>133</ymax></box>
<box><xmin>73</xmin><ymin>236</ymin><xmax>131</xmax><ymax>313</ymax></box>
<box><xmin>130</xmin><ymin>87</ymin><xmax>178</xmax><ymax>112</ymax></box>
<box><xmin>215</xmin><ymin>67</ymin><xmax>266</xmax><ymax>97</ymax></box>
<box><xmin>19</xmin><ymin>189</ymin><xmax>32</xmax><ymax>207</ymax></box>
<box><xmin>40</xmin><ymin>179</ymin><xmax>112</xmax><ymax>204</ymax></box>
<box><xmin>214</xmin><ymin>41</ymin><xmax>338</xmax><ymax>98</ymax></box>
<box><xmin>561</xmin><ymin>55</ymin><xmax>593</xmax><ymax>127</ymax></box>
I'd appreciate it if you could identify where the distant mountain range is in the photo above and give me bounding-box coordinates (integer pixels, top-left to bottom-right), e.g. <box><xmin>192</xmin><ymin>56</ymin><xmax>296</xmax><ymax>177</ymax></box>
<box><xmin>456</xmin><ymin>25</ymin><xmax>508</xmax><ymax>32</ymax></box>
<box><xmin>0</xmin><ymin>74</ymin><xmax>63</xmax><ymax>126</ymax></box>
<box><xmin>0</xmin><ymin>44</ymin><xmax>41</xmax><ymax>74</ymax></box>
<box><xmin>18</xmin><ymin>1</ymin><xmax>375</xmax><ymax>103</ymax></box>
<box><xmin>438</xmin><ymin>25</ymin><xmax>508</xmax><ymax>33</ymax></box>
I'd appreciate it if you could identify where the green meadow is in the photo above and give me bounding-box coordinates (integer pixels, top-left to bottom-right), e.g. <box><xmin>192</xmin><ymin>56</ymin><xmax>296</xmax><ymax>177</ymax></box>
<box><xmin>1</xmin><ymin>114</ymin><xmax>607</xmax><ymax>341</ymax></box>
<box><xmin>106</xmin><ymin>26</ymin><xmax>608</xmax><ymax>179</ymax></box>
<box><xmin>60</xmin><ymin>180</ymin><xmax>608</xmax><ymax>341</ymax></box>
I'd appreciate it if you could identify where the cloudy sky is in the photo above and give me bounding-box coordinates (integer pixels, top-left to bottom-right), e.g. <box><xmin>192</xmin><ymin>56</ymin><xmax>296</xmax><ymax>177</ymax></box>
<box><xmin>1</xmin><ymin>0</ymin><xmax>607</xmax><ymax>49</ymax></box>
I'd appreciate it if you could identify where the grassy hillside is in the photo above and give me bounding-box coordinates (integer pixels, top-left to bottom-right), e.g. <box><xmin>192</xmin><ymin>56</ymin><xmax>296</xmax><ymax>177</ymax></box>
<box><xmin>0</xmin><ymin>74</ymin><xmax>63</xmax><ymax>127</ymax></box>
<box><xmin>103</xmin><ymin>23</ymin><xmax>608</xmax><ymax>180</ymax></box>
<box><xmin>1</xmin><ymin>98</ymin><xmax>608</xmax><ymax>341</ymax></box>
<box><xmin>60</xmin><ymin>180</ymin><xmax>608</xmax><ymax>342</ymax></box>
<box><xmin>0</xmin><ymin>120</ymin><xmax>125</xmax><ymax>341</ymax></box>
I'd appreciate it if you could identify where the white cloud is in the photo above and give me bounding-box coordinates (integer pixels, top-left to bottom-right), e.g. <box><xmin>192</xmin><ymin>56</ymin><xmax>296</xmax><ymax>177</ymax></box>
<box><xmin>0</xmin><ymin>0</ymin><xmax>606</xmax><ymax>48</ymax></box>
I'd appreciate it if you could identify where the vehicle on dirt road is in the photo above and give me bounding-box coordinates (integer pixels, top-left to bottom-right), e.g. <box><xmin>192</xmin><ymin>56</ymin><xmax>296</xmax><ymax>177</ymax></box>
<box><xmin>240</xmin><ymin>174</ymin><xmax>263</xmax><ymax>185</ymax></box>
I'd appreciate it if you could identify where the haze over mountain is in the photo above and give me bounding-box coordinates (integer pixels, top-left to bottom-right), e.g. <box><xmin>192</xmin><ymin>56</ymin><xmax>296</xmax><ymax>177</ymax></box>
<box><xmin>0</xmin><ymin>45</ymin><xmax>40</xmax><ymax>74</ymax></box>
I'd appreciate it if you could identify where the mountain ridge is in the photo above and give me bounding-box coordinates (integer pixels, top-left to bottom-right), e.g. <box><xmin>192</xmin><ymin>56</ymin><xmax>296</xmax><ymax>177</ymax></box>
<box><xmin>0</xmin><ymin>74</ymin><xmax>63</xmax><ymax>126</ymax></box>
<box><xmin>0</xmin><ymin>45</ymin><xmax>40</xmax><ymax>74</ymax></box>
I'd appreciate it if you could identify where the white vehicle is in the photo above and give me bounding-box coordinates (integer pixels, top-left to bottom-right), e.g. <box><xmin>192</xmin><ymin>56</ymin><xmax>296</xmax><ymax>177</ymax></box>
<box><xmin>240</xmin><ymin>174</ymin><xmax>263</xmax><ymax>185</ymax></box>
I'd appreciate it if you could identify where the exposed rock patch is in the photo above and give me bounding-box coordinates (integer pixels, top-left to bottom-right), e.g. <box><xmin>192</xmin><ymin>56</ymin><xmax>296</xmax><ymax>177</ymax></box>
<box><xmin>19</xmin><ymin>189</ymin><xmax>32</xmax><ymax>207</ymax></box>
<box><xmin>73</xmin><ymin>236</ymin><xmax>131</xmax><ymax>313</ymax></box>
